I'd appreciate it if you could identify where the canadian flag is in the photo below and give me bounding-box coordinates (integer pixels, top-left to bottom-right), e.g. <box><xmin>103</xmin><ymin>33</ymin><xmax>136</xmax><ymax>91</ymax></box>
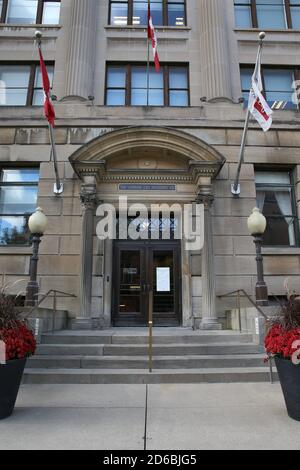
<box><xmin>248</xmin><ymin>53</ymin><xmax>272</xmax><ymax>132</ymax></box>
<box><xmin>148</xmin><ymin>3</ymin><xmax>160</xmax><ymax>72</ymax></box>
<box><xmin>38</xmin><ymin>48</ymin><xmax>55</xmax><ymax>127</ymax></box>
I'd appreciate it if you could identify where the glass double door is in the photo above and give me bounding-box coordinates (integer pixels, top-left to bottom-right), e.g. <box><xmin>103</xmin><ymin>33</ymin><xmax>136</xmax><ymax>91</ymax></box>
<box><xmin>113</xmin><ymin>241</ymin><xmax>181</xmax><ymax>326</ymax></box>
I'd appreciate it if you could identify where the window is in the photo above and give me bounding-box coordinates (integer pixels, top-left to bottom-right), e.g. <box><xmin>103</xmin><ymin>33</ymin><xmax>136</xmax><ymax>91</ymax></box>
<box><xmin>240</xmin><ymin>66</ymin><xmax>298</xmax><ymax>110</ymax></box>
<box><xmin>0</xmin><ymin>63</ymin><xmax>54</xmax><ymax>106</ymax></box>
<box><xmin>106</xmin><ymin>64</ymin><xmax>189</xmax><ymax>106</ymax></box>
<box><xmin>0</xmin><ymin>0</ymin><xmax>60</xmax><ymax>24</ymax></box>
<box><xmin>109</xmin><ymin>0</ymin><xmax>186</xmax><ymax>26</ymax></box>
<box><xmin>255</xmin><ymin>170</ymin><xmax>299</xmax><ymax>246</ymax></box>
<box><xmin>234</xmin><ymin>0</ymin><xmax>300</xmax><ymax>29</ymax></box>
<box><xmin>0</xmin><ymin>168</ymin><xmax>39</xmax><ymax>246</ymax></box>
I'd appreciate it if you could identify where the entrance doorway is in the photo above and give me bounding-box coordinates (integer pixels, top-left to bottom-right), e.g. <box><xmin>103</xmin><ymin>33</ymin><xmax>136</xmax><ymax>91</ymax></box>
<box><xmin>112</xmin><ymin>241</ymin><xmax>181</xmax><ymax>326</ymax></box>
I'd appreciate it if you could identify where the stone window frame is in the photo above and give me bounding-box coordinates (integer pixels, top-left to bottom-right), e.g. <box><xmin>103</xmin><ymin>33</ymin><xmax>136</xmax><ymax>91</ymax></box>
<box><xmin>255</xmin><ymin>166</ymin><xmax>300</xmax><ymax>248</ymax></box>
<box><xmin>108</xmin><ymin>0</ymin><xmax>187</xmax><ymax>27</ymax></box>
<box><xmin>0</xmin><ymin>166</ymin><xmax>40</xmax><ymax>247</ymax></box>
<box><xmin>0</xmin><ymin>62</ymin><xmax>54</xmax><ymax>107</ymax></box>
<box><xmin>0</xmin><ymin>0</ymin><xmax>61</xmax><ymax>24</ymax></box>
<box><xmin>240</xmin><ymin>64</ymin><xmax>300</xmax><ymax>110</ymax></box>
<box><xmin>234</xmin><ymin>0</ymin><xmax>300</xmax><ymax>30</ymax></box>
<box><xmin>105</xmin><ymin>62</ymin><xmax>190</xmax><ymax>107</ymax></box>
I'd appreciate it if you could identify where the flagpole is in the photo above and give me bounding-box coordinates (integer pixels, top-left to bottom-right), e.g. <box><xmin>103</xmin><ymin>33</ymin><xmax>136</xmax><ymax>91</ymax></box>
<box><xmin>147</xmin><ymin>0</ymin><xmax>151</xmax><ymax>106</ymax></box>
<box><xmin>231</xmin><ymin>31</ymin><xmax>265</xmax><ymax>196</ymax></box>
<box><xmin>35</xmin><ymin>31</ymin><xmax>63</xmax><ymax>195</ymax></box>
<box><xmin>48</xmin><ymin>123</ymin><xmax>63</xmax><ymax>194</ymax></box>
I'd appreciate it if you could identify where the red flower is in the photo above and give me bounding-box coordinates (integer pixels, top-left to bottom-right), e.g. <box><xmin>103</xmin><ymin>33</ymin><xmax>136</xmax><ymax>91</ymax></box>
<box><xmin>0</xmin><ymin>322</ymin><xmax>36</xmax><ymax>361</ymax></box>
<box><xmin>265</xmin><ymin>323</ymin><xmax>300</xmax><ymax>361</ymax></box>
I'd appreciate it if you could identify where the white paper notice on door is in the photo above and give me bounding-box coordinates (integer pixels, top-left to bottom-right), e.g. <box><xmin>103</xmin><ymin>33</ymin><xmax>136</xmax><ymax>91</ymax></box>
<box><xmin>156</xmin><ymin>268</ymin><xmax>171</xmax><ymax>292</ymax></box>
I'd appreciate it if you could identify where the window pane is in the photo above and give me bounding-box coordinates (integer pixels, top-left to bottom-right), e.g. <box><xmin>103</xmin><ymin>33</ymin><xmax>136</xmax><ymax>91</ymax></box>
<box><xmin>256</xmin><ymin>170</ymin><xmax>297</xmax><ymax>246</ymax></box>
<box><xmin>110</xmin><ymin>2</ymin><xmax>128</xmax><ymax>25</ymax></box>
<box><xmin>0</xmin><ymin>216</ymin><xmax>30</xmax><ymax>245</ymax></box>
<box><xmin>0</xmin><ymin>186</ymin><xmax>38</xmax><ymax>214</ymax></box>
<box><xmin>131</xmin><ymin>88</ymin><xmax>147</xmax><ymax>105</ymax></box>
<box><xmin>169</xmin><ymin>67</ymin><xmax>187</xmax><ymax>89</ymax></box>
<box><xmin>33</xmin><ymin>65</ymin><xmax>53</xmax><ymax>105</ymax></box>
<box><xmin>263</xmin><ymin>216</ymin><xmax>296</xmax><ymax>246</ymax></box>
<box><xmin>291</xmin><ymin>7</ymin><xmax>300</xmax><ymax>28</ymax></box>
<box><xmin>235</xmin><ymin>5</ymin><xmax>252</xmax><ymax>27</ymax></box>
<box><xmin>255</xmin><ymin>171</ymin><xmax>291</xmax><ymax>184</ymax></box>
<box><xmin>264</xmin><ymin>69</ymin><xmax>294</xmax><ymax>107</ymax></box>
<box><xmin>264</xmin><ymin>68</ymin><xmax>293</xmax><ymax>91</ymax></box>
<box><xmin>1</xmin><ymin>168</ymin><xmax>39</xmax><ymax>183</ymax></box>
<box><xmin>149</xmin><ymin>68</ymin><xmax>163</xmax><ymax>88</ymax></box>
<box><xmin>42</xmin><ymin>1</ymin><xmax>61</xmax><ymax>24</ymax></box>
<box><xmin>0</xmin><ymin>88</ymin><xmax>27</xmax><ymax>105</ymax></box>
<box><xmin>6</xmin><ymin>0</ymin><xmax>38</xmax><ymax>24</ymax></box>
<box><xmin>107</xmin><ymin>67</ymin><xmax>126</xmax><ymax>88</ymax></box>
<box><xmin>151</xmin><ymin>0</ymin><xmax>163</xmax><ymax>25</ymax></box>
<box><xmin>106</xmin><ymin>89</ymin><xmax>126</xmax><ymax>105</ymax></box>
<box><xmin>0</xmin><ymin>65</ymin><xmax>30</xmax><ymax>87</ymax></box>
<box><xmin>131</xmin><ymin>88</ymin><xmax>163</xmax><ymax>106</ymax></box>
<box><xmin>132</xmin><ymin>66</ymin><xmax>147</xmax><ymax>88</ymax></box>
<box><xmin>32</xmin><ymin>89</ymin><xmax>44</xmax><ymax>105</ymax></box>
<box><xmin>148</xmin><ymin>89</ymin><xmax>164</xmax><ymax>105</ymax></box>
<box><xmin>168</xmin><ymin>2</ymin><xmax>185</xmax><ymax>26</ymax></box>
<box><xmin>131</xmin><ymin>65</ymin><xmax>163</xmax><ymax>105</ymax></box>
<box><xmin>133</xmin><ymin>1</ymin><xmax>148</xmax><ymax>25</ymax></box>
<box><xmin>169</xmin><ymin>90</ymin><xmax>188</xmax><ymax>106</ymax></box>
<box><xmin>256</xmin><ymin>0</ymin><xmax>286</xmax><ymax>28</ymax></box>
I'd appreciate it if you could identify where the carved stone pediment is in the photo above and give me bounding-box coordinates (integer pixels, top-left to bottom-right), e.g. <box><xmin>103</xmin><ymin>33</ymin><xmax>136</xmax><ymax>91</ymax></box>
<box><xmin>69</xmin><ymin>126</ymin><xmax>226</xmax><ymax>183</ymax></box>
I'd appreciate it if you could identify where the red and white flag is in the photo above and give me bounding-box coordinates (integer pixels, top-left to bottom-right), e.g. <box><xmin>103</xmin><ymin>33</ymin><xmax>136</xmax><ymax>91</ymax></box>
<box><xmin>148</xmin><ymin>3</ymin><xmax>160</xmax><ymax>72</ymax></box>
<box><xmin>38</xmin><ymin>48</ymin><xmax>55</xmax><ymax>127</ymax></box>
<box><xmin>248</xmin><ymin>52</ymin><xmax>272</xmax><ymax>132</ymax></box>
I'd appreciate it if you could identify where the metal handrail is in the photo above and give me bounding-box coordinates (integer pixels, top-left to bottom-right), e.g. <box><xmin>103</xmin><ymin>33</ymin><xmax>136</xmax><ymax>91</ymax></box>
<box><xmin>218</xmin><ymin>289</ymin><xmax>275</xmax><ymax>384</ymax></box>
<box><xmin>218</xmin><ymin>289</ymin><xmax>269</xmax><ymax>321</ymax></box>
<box><xmin>24</xmin><ymin>289</ymin><xmax>77</xmax><ymax>318</ymax></box>
<box><xmin>24</xmin><ymin>289</ymin><xmax>77</xmax><ymax>335</ymax></box>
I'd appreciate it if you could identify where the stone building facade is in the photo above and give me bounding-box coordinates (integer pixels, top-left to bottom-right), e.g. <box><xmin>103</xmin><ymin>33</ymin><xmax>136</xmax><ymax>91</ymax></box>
<box><xmin>0</xmin><ymin>0</ymin><xmax>300</xmax><ymax>330</ymax></box>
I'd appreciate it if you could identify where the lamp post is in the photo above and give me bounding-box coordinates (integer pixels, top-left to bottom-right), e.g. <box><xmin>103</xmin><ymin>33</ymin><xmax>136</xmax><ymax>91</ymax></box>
<box><xmin>247</xmin><ymin>207</ymin><xmax>268</xmax><ymax>306</ymax></box>
<box><xmin>25</xmin><ymin>208</ymin><xmax>48</xmax><ymax>307</ymax></box>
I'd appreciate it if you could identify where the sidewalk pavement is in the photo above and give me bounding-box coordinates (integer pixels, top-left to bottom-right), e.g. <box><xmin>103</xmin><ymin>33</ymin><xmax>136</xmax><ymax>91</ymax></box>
<box><xmin>0</xmin><ymin>383</ymin><xmax>300</xmax><ymax>450</ymax></box>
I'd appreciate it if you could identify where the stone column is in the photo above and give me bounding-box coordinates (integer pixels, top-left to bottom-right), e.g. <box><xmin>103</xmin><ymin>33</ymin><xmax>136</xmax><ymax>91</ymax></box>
<box><xmin>197</xmin><ymin>188</ymin><xmax>222</xmax><ymax>330</ymax></box>
<box><xmin>199</xmin><ymin>0</ymin><xmax>232</xmax><ymax>100</ymax></box>
<box><xmin>64</xmin><ymin>0</ymin><xmax>97</xmax><ymax>100</ymax></box>
<box><xmin>74</xmin><ymin>180</ymin><xmax>97</xmax><ymax>329</ymax></box>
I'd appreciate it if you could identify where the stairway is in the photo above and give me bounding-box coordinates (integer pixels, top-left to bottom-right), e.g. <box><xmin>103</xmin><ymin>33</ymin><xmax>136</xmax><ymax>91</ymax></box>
<box><xmin>23</xmin><ymin>328</ymin><xmax>275</xmax><ymax>384</ymax></box>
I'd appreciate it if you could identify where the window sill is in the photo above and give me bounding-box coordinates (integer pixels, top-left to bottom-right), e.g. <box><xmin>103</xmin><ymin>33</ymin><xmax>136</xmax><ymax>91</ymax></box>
<box><xmin>0</xmin><ymin>23</ymin><xmax>61</xmax><ymax>28</ymax></box>
<box><xmin>234</xmin><ymin>28</ymin><xmax>300</xmax><ymax>34</ymax></box>
<box><xmin>105</xmin><ymin>25</ymin><xmax>190</xmax><ymax>31</ymax></box>
<box><xmin>262</xmin><ymin>247</ymin><xmax>300</xmax><ymax>255</ymax></box>
<box><xmin>0</xmin><ymin>246</ymin><xmax>32</xmax><ymax>255</ymax></box>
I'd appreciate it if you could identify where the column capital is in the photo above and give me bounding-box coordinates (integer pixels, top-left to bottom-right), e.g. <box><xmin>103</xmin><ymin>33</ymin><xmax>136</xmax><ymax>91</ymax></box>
<box><xmin>196</xmin><ymin>193</ymin><xmax>214</xmax><ymax>208</ymax></box>
<box><xmin>80</xmin><ymin>185</ymin><xmax>98</xmax><ymax>210</ymax></box>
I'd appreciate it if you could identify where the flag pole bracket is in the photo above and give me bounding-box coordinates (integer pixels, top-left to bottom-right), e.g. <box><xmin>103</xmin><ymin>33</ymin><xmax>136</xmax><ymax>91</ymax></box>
<box><xmin>231</xmin><ymin>183</ymin><xmax>241</xmax><ymax>196</ymax></box>
<box><xmin>53</xmin><ymin>183</ymin><xmax>63</xmax><ymax>196</ymax></box>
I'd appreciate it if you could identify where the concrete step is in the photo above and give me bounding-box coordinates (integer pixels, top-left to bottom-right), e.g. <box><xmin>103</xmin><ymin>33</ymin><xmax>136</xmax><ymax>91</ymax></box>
<box><xmin>23</xmin><ymin>367</ymin><xmax>277</xmax><ymax>384</ymax></box>
<box><xmin>27</xmin><ymin>354</ymin><xmax>267</xmax><ymax>369</ymax></box>
<box><xmin>41</xmin><ymin>332</ymin><xmax>253</xmax><ymax>345</ymax></box>
<box><xmin>36</xmin><ymin>343</ymin><xmax>262</xmax><ymax>356</ymax></box>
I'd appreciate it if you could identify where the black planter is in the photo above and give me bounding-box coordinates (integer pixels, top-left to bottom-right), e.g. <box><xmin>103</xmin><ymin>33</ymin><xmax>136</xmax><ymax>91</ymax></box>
<box><xmin>0</xmin><ymin>358</ymin><xmax>26</xmax><ymax>420</ymax></box>
<box><xmin>275</xmin><ymin>356</ymin><xmax>300</xmax><ymax>421</ymax></box>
